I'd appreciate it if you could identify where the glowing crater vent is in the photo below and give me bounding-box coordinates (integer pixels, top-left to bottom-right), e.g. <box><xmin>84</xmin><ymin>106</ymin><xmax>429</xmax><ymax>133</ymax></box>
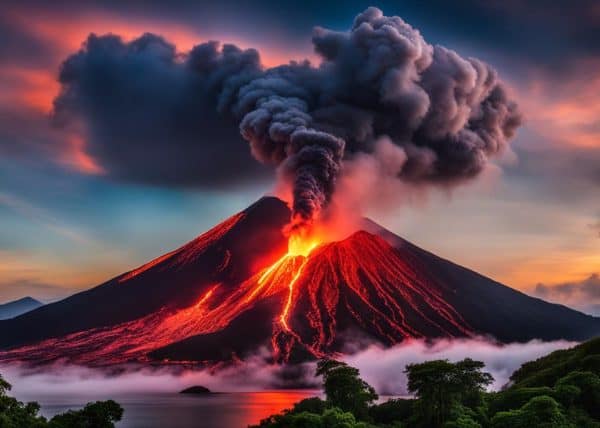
<box><xmin>287</xmin><ymin>233</ymin><xmax>321</xmax><ymax>257</ymax></box>
<box><xmin>258</xmin><ymin>233</ymin><xmax>323</xmax><ymax>336</ymax></box>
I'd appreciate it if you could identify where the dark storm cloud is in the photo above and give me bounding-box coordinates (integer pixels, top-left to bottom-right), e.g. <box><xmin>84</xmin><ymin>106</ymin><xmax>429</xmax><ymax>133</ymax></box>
<box><xmin>53</xmin><ymin>34</ymin><xmax>268</xmax><ymax>188</ymax></box>
<box><xmin>53</xmin><ymin>8</ymin><xmax>521</xmax><ymax>227</ymax></box>
<box><xmin>534</xmin><ymin>274</ymin><xmax>600</xmax><ymax>316</ymax></box>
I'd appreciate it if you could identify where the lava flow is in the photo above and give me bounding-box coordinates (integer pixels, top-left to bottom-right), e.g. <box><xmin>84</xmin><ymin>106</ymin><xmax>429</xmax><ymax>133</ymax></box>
<box><xmin>0</xmin><ymin>197</ymin><xmax>488</xmax><ymax>367</ymax></box>
<box><xmin>255</xmin><ymin>231</ymin><xmax>323</xmax><ymax>358</ymax></box>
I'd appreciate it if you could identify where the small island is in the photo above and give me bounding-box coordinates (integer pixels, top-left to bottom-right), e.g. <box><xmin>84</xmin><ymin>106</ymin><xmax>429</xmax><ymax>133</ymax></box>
<box><xmin>179</xmin><ymin>385</ymin><xmax>213</xmax><ymax>395</ymax></box>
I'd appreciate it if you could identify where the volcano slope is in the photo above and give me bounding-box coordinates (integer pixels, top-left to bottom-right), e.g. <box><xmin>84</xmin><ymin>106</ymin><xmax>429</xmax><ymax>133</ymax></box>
<box><xmin>0</xmin><ymin>197</ymin><xmax>598</xmax><ymax>366</ymax></box>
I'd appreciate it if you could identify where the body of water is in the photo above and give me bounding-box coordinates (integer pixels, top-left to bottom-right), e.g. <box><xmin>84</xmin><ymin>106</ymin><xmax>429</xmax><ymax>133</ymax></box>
<box><xmin>37</xmin><ymin>391</ymin><xmax>315</xmax><ymax>428</ymax></box>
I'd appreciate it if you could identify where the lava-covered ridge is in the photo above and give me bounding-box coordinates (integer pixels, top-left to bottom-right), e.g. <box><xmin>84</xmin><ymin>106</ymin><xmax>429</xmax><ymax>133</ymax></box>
<box><xmin>0</xmin><ymin>197</ymin><xmax>598</xmax><ymax>366</ymax></box>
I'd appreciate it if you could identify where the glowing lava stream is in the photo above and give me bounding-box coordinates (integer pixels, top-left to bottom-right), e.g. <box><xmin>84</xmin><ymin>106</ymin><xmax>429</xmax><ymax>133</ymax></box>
<box><xmin>262</xmin><ymin>234</ymin><xmax>321</xmax><ymax>332</ymax></box>
<box><xmin>279</xmin><ymin>262</ymin><xmax>306</xmax><ymax>331</ymax></box>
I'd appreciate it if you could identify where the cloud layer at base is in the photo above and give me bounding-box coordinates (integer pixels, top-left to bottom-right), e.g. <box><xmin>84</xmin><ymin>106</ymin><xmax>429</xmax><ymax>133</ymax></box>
<box><xmin>2</xmin><ymin>338</ymin><xmax>576</xmax><ymax>402</ymax></box>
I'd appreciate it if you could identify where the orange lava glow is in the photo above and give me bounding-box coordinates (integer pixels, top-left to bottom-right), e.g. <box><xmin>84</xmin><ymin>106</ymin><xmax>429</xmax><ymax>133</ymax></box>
<box><xmin>263</xmin><ymin>232</ymin><xmax>323</xmax><ymax>332</ymax></box>
<box><xmin>279</xmin><ymin>264</ymin><xmax>305</xmax><ymax>331</ymax></box>
<box><xmin>287</xmin><ymin>234</ymin><xmax>321</xmax><ymax>257</ymax></box>
<box><xmin>0</xmin><ymin>222</ymin><xmax>474</xmax><ymax>366</ymax></box>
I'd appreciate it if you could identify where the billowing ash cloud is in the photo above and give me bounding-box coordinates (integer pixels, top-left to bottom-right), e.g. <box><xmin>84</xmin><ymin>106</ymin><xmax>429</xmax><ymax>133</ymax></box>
<box><xmin>54</xmin><ymin>7</ymin><xmax>522</xmax><ymax>229</ymax></box>
<box><xmin>53</xmin><ymin>34</ymin><xmax>266</xmax><ymax>188</ymax></box>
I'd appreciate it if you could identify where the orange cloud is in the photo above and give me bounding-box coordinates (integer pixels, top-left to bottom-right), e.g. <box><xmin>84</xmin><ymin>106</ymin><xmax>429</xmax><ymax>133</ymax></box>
<box><xmin>0</xmin><ymin>66</ymin><xmax>59</xmax><ymax>114</ymax></box>
<box><xmin>62</xmin><ymin>135</ymin><xmax>104</xmax><ymax>175</ymax></box>
<box><xmin>2</xmin><ymin>6</ymin><xmax>317</xmax><ymax>176</ymax></box>
<box><xmin>8</xmin><ymin>7</ymin><xmax>314</xmax><ymax>72</ymax></box>
<box><xmin>519</xmin><ymin>60</ymin><xmax>600</xmax><ymax>148</ymax></box>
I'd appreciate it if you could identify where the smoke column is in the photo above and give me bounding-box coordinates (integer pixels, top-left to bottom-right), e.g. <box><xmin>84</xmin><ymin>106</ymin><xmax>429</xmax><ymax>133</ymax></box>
<box><xmin>54</xmin><ymin>7</ymin><xmax>522</xmax><ymax>232</ymax></box>
<box><xmin>224</xmin><ymin>7</ymin><xmax>522</xmax><ymax>231</ymax></box>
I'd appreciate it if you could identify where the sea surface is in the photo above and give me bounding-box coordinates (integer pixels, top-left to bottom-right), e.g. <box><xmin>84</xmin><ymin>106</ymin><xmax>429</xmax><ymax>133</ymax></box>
<box><xmin>36</xmin><ymin>391</ymin><xmax>316</xmax><ymax>428</ymax></box>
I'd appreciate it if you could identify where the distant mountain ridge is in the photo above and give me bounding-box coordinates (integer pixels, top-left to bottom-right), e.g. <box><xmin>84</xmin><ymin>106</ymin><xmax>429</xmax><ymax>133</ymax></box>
<box><xmin>0</xmin><ymin>197</ymin><xmax>598</xmax><ymax>366</ymax></box>
<box><xmin>0</xmin><ymin>297</ymin><xmax>43</xmax><ymax>320</ymax></box>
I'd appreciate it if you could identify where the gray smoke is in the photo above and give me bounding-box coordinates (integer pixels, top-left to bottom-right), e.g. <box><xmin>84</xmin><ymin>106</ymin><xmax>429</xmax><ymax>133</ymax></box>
<box><xmin>54</xmin><ymin>7</ymin><xmax>522</xmax><ymax>230</ymax></box>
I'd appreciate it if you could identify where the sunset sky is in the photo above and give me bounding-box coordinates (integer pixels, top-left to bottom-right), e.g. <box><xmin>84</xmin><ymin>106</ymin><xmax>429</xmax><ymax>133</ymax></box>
<box><xmin>0</xmin><ymin>0</ymin><xmax>598</xmax><ymax>313</ymax></box>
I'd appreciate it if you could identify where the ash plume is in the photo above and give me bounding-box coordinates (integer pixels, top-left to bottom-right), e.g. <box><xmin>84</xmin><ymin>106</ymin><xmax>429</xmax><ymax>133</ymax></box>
<box><xmin>53</xmin><ymin>7</ymin><xmax>522</xmax><ymax>230</ymax></box>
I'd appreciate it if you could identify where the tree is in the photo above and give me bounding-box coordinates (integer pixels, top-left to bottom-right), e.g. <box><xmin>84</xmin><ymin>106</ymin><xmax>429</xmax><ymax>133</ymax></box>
<box><xmin>554</xmin><ymin>371</ymin><xmax>600</xmax><ymax>419</ymax></box>
<box><xmin>316</xmin><ymin>359</ymin><xmax>378</xmax><ymax>421</ymax></box>
<box><xmin>254</xmin><ymin>337</ymin><xmax>600</xmax><ymax>428</ymax></box>
<box><xmin>321</xmin><ymin>407</ymin><xmax>368</xmax><ymax>428</ymax></box>
<box><xmin>490</xmin><ymin>395</ymin><xmax>573</xmax><ymax>428</ymax></box>
<box><xmin>405</xmin><ymin>358</ymin><xmax>493</xmax><ymax>428</ymax></box>
<box><xmin>291</xmin><ymin>397</ymin><xmax>327</xmax><ymax>415</ymax></box>
<box><xmin>488</xmin><ymin>386</ymin><xmax>555</xmax><ymax>414</ymax></box>
<box><xmin>369</xmin><ymin>398</ymin><xmax>414</xmax><ymax>425</ymax></box>
<box><xmin>48</xmin><ymin>400</ymin><xmax>123</xmax><ymax>428</ymax></box>
<box><xmin>0</xmin><ymin>373</ymin><xmax>48</xmax><ymax>428</ymax></box>
<box><xmin>252</xmin><ymin>407</ymin><xmax>371</xmax><ymax>428</ymax></box>
<box><xmin>0</xmin><ymin>373</ymin><xmax>123</xmax><ymax>428</ymax></box>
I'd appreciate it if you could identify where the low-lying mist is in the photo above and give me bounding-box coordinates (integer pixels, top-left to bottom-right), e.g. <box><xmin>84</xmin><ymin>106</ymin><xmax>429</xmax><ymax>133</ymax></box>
<box><xmin>1</xmin><ymin>338</ymin><xmax>575</xmax><ymax>402</ymax></box>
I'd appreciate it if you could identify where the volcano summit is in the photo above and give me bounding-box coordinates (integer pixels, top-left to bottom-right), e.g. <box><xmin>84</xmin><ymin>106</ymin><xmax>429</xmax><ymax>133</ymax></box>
<box><xmin>0</xmin><ymin>197</ymin><xmax>598</xmax><ymax>366</ymax></box>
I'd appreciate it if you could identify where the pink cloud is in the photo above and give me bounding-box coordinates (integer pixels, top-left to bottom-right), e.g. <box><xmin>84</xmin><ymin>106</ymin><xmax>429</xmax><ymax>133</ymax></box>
<box><xmin>1</xmin><ymin>6</ymin><xmax>316</xmax><ymax>176</ymax></box>
<box><xmin>518</xmin><ymin>59</ymin><xmax>600</xmax><ymax>149</ymax></box>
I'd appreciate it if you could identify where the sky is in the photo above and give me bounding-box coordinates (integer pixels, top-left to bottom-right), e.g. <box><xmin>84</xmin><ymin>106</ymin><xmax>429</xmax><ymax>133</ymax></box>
<box><xmin>0</xmin><ymin>0</ymin><xmax>598</xmax><ymax>312</ymax></box>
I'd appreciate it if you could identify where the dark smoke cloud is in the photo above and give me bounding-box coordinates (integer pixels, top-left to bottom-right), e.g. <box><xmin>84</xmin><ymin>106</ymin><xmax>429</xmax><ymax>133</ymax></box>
<box><xmin>53</xmin><ymin>7</ymin><xmax>522</xmax><ymax>228</ymax></box>
<box><xmin>53</xmin><ymin>34</ymin><xmax>268</xmax><ymax>188</ymax></box>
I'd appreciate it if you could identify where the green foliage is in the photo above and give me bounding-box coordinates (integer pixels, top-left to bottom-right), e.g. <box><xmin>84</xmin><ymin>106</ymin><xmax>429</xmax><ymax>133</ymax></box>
<box><xmin>490</xmin><ymin>395</ymin><xmax>573</xmax><ymax>428</ymax></box>
<box><xmin>405</xmin><ymin>358</ymin><xmax>493</xmax><ymax>428</ymax></box>
<box><xmin>251</xmin><ymin>407</ymin><xmax>370</xmax><ymax>428</ymax></box>
<box><xmin>510</xmin><ymin>337</ymin><xmax>600</xmax><ymax>388</ymax></box>
<box><xmin>0</xmin><ymin>373</ymin><xmax>123</xmax><ymax>428</ymax></box>
<box><xmin>291</xmin><ymin>397</ymin><xmax>328</xmax><ymax>415</ymax></box>
<box><xmin>48</xmin><ymin>400</ymin><xmax>123</xmax><ymax>428</ymax></box>
<box><xmin>555</xmin><ymin>371</ymin><xmax>600</xmax><ymax>418</ymax></box>
<box><xmin>316</xmin><ymin>359</ymin><xmax>378</xmax><ymax>420</ymax></box>
<box><xmin>321</xmin><ymin>407</ymin><xmax>367</xmax><ymax>427</ymax></box>
<box><xmin>552</xmin><ymin>384</ymin><xmax>580</xmax><ymax>407</ymax></box>
<box><xmin>253</xmin><ymin>410</ymin><xmax>325</xmax><ymax>428</ymax></box>
<box><xmin>369</xmin><ymin>398</ymin><xmax>414</xmax><ymax>425</ymax></box>
<box><xmin>444</xmin><ymin>404</ymin><xmax>481</xmax><ymax>428</ymax></box>
<box><xmin>487</xmin><ymin>386</ymin><xmax>554</xmax><ymax>414</ymax></box>
<box><xmin>486</xmin><ymin>338</ymin><xmax>600</xmax><ymax>426</ymax></box>
<box><xmin>564</xmin><ymin>407</ymin><xmax>600</xmax><ymax>428</ymax></box>
<box><xmin>254</xmin><ymin>338</ymin><xmax>600</xmax><ymax>428</ymax></box>
<box><xmin>0</xmin><ymin>374</ymin><xmax>48</xmax><ymax>428</ymax></box>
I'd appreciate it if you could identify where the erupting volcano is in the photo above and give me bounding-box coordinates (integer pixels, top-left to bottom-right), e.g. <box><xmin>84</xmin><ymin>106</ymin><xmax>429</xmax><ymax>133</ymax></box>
<box><xmin>0</xmin><ymin>197</ymin><xmax>598</xmax><ymax>366</ymax></box>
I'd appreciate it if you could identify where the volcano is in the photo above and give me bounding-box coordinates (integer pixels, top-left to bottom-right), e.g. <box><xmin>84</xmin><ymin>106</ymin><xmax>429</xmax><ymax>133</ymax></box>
<box><xmin>0</xmin><ymin>197</ymin><xmax>598</xmax><ymax>366</ymax></box>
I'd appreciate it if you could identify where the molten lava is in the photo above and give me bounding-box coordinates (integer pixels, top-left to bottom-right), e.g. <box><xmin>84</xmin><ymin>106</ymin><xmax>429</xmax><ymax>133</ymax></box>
<box><xmin>287</xmin><ymin>233</ymin><xmax>321</xmax><ymax>257</ymax></box>
<box><xmin>1</xmin><ymin>197</ymin><xmax>597</xmax><ymax>367</ymax></box>
<box><xmin>0</xmin><ymin>199</ymin><xmax>478</xmax><ymax>366</ymax></box>
<box><xmin>0</xmin><ymin>228</ymin><xmax>475</xmax><ymax>365</ymax></box>
<box><xmin>262</xmin><ymin>233</ymin><xmax>322</xmax><ymax>335</ymax></box>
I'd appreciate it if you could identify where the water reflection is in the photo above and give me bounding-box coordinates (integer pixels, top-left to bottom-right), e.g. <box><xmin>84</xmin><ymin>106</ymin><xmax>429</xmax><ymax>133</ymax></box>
<box><xmin>38</xmin><ymin>391</ymin><xmax>317</xmax><ymax>428</ymax></box>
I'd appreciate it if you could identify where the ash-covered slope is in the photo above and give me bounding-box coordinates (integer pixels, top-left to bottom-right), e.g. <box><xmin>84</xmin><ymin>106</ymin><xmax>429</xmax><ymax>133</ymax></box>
<box><xmin>0</xmin><ymin>197</ymin><xmax>598</xmax><ymax>366</ymax></box>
